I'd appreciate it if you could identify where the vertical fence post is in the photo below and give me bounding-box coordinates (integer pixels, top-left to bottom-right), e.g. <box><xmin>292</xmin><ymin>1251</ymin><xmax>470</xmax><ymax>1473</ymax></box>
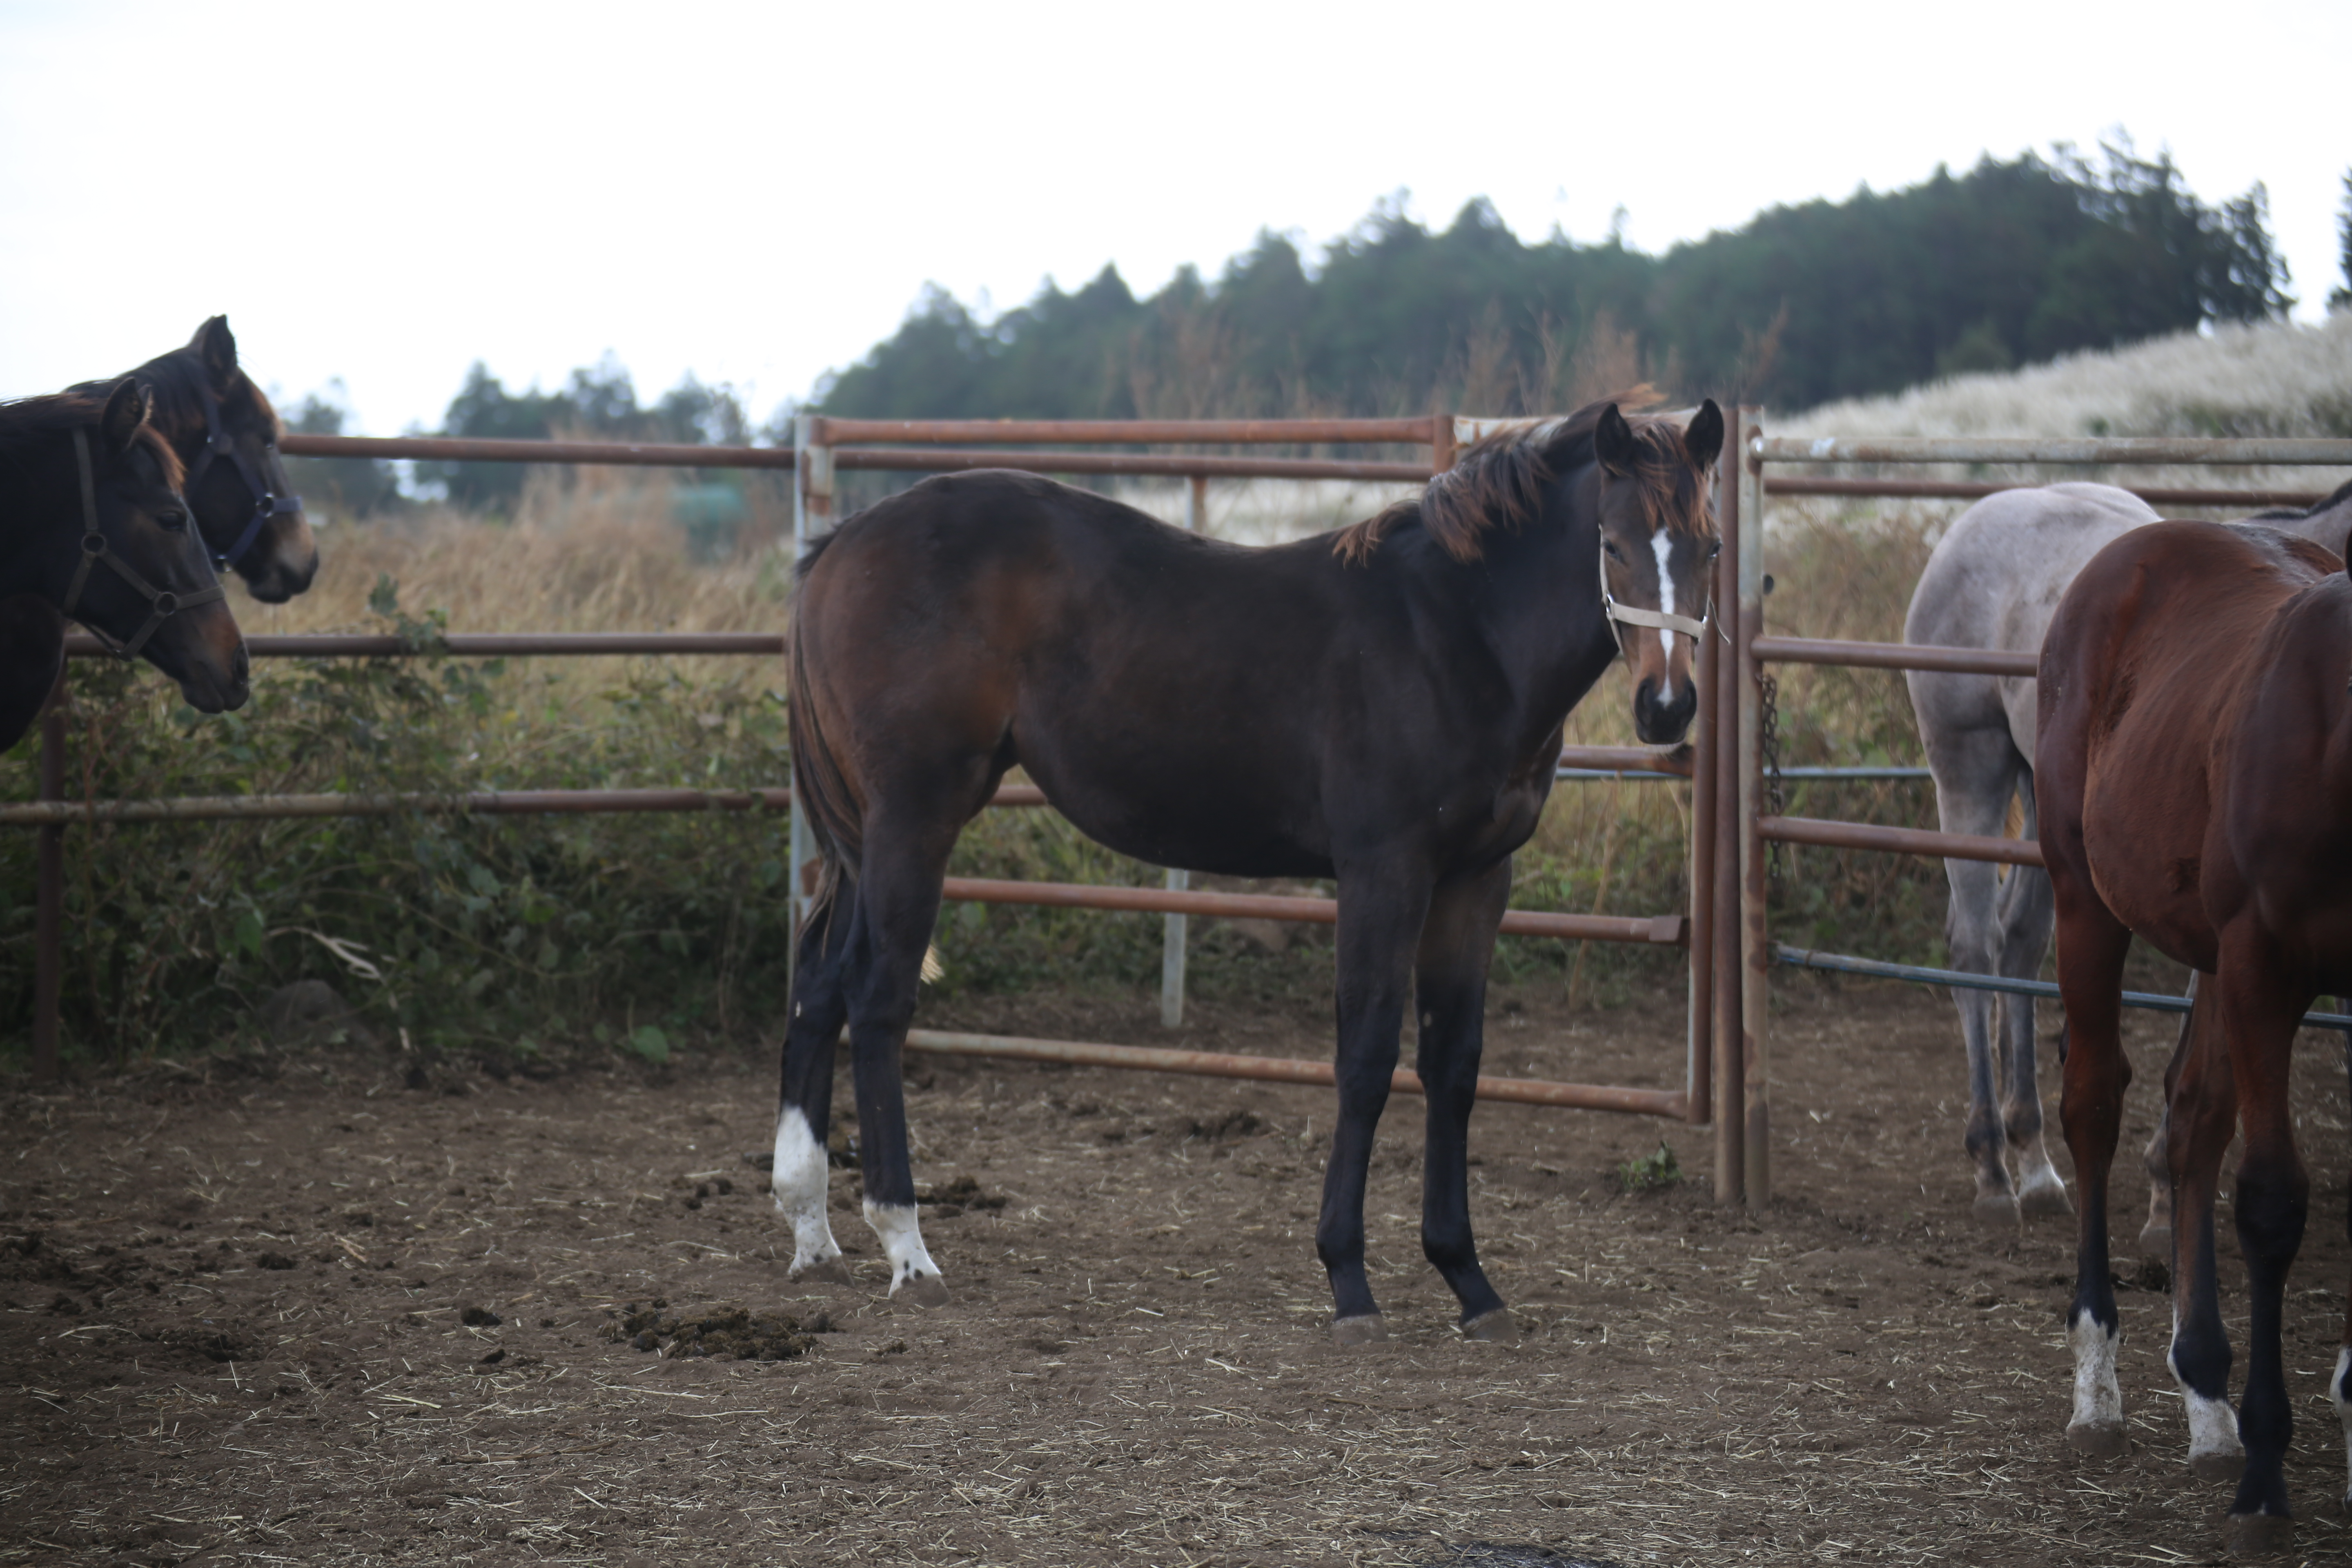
<box><xmin>1685</xmin><ymin>451</ymin><xmax>1721</xmax><ymax>1129</ymax></box>
<box><xmin>1158</xmin><ymin>473</ymin><xmax>1213</xmax><ymax>1028</ymax></box>
<box><xmin>1735</xmin><ymin>408</ymin><xmax>1771</xmax><ymax>1208</ymax></box>
<box><xmin>787</xmin><ymin>414</ymin><xmax>835</xmax><ymax>992</ymax></box>
<box><xmin>31</xmin><ymin>667</ymin><xmax>67</xmax><ymax>1085</ymax></box>
<box><xmin>1712</xmin><ymin>409</ymin><xmax>1746</xmax><ymax>1202</ymax></box>
<box><xmin>1431</xmin><ymin>414</ymin><xmax>1457</xmax><ymax>477</ymax></box>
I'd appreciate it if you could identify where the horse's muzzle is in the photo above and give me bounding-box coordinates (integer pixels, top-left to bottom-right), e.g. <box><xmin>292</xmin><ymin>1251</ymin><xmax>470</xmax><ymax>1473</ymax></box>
<box><xmin>1632</xmin><ymin>673</ymin><xmax>1698</xmax><ymax>746</ymax></box>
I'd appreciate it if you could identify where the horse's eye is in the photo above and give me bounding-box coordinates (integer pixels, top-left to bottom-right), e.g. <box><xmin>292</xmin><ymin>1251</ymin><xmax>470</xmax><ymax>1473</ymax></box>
<box><xmin>1706</xmin><ymin>539</ymin><xmax>1722</xmax><ymax>561</ymax></box>
<box><xmin>1602</xmin><ymin>541</ymin><xmax>1625</xmax><ymax>563</ymax></box>
<box><xmin>158</xmin><ymin>508</ymin><xmax>187</xmax><ymax>530</ymax></box>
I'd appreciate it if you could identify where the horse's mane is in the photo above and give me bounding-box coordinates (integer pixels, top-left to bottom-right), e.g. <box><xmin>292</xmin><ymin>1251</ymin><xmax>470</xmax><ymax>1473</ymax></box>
<box><xmin>109</xmin><ymin>342</ymin><xmax>283</xmax><ymax>445</ymax></box>
<box><xmin>1332</xmin><ymin>391</ymin><xmax>1695</xmax><ymax>567</ymax></box>
<box><xmin>2247</xmin><ymin>474</ymin><xmax>2352</xmax><ymax>522</ymax></box>
<box><xmin>0</xmin><ymin>390</ymin><xmax>186</xmax><ymax>488</ymax></box>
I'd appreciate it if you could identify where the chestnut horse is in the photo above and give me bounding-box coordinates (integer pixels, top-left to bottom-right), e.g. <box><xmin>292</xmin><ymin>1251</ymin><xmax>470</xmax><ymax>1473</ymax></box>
<box><xmin>2039</xmin><ymin>519</ymin><xmax>2352</xmax><ymax>1552</ymax></box>
<box><xmin>0</xmin><ymin>380</ymin><xmax>249</xmax><ymax>736</ymax></box>
<box><xmin>777</xmin><ymin>398</ymin><xmax>1722</xmax><ymax>1343</ymax></box>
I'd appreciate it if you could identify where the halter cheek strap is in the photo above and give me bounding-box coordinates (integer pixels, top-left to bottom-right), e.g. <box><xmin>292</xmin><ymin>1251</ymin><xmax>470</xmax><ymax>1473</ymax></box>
<box><xmin>185</xmin><ymin>382</ymin><xmax>300</xmax><ymax>572</ymax></box>
<box><xmin>60</xmin><ymin>427</ymin><xmax>229</xmax><ymax>662</ymax></box>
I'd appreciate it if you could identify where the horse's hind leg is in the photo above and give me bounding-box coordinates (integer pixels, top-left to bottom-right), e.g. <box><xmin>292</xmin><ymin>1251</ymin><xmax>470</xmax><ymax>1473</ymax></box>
<box><xmin>843</xmin><ymin>808</ymin><xmax>962</xmax><ymax>1305</ymax></box>
<box><xmin>1996</xmin><ymin>860</ymin><xmax>2069</xmax><ymax>1220</ymax></box>
<box><xmin>773</xmin><ymin>894</ymin><xmax>858</xmax><ymax>1283</ymax></box>
<box><xmin>2162</xmin><ymin>986</ymin><xmax>2243</xmax><ymax>1484</ymax></box>
<box><xmin>2138</xmin><ymin>973</ymin><xmax>2201</xmax><ymax>1258</ymax></box>
<box><xmin>2050</xmin><ymin>871</ymin><xmax>2134</xmax><ymax>1457</ymax></box>
<box><xmin>1412</xmin><ymin>858</ymin><xmax>1513</xmax><ymax>1342</ymax></box>
<box><xmin>1926</xmin><ymin>733</ymin><xmax>2026</xmax><ymax>1226</ymax></box>
<box><xmin>2213</xmin><ymin>951</ymin><xmax>2309</xmax><ymax>1552</ymax></box>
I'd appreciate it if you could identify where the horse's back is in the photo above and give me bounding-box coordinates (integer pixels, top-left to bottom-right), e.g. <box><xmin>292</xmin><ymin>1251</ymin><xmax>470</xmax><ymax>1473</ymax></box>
<box><xmin>2040</xmin><ymin>522</ymin><xmax>2340</xmax><ymax>958</ymax></box>
<box><xmin>1906</xmin><ymin>483</ymin><xmax>2159</xmax><ymax>765</ymax></box>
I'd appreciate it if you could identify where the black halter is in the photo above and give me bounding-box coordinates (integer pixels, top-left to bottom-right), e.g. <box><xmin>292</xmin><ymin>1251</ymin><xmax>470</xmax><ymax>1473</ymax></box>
<box><xmin>185</xmin><ymin>381</ymin><xmax>299</xmax><ymax>571</ymax></box>
<box><xmin>60</xmin><ymin>427</ymin><xmax>227</xmax><ymax>661</ymax></box>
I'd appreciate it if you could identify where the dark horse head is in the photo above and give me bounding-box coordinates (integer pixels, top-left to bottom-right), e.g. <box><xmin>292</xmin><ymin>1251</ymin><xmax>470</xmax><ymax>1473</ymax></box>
<box><xmin>1343</xmin><ymin>396</ymin><xmax>1724</xmax><ymax>747</ymax></box>
<box><xmin>74</xmin><ymin>317</ymin><xmax>318</xmax><ymax>602</ymax></box>
<box><xmin>0</xmin><ymin>379</ymin><xmax>249</xmax><ymax>713</ymax></box>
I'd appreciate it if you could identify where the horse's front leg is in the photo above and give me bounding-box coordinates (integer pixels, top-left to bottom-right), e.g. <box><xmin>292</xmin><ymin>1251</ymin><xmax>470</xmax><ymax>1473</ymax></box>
<box><xmin>1318</xmin><ymin>866</ymin><xmax>1432</xmax><ymax>1347</ymax></box>
<box><xmin>1414</xmin><ymin>856</ymin><xmax>1515</xmax><ymax>1341</ymax></box>
<box><xmin>844</xmin><ymin>816</ymin><xmax>959</xmax><ymax>1305</ymax></box>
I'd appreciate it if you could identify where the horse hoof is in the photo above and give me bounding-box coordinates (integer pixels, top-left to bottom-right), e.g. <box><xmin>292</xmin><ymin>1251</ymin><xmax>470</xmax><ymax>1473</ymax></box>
<box><xmin>2018</xmin><ymin>1182</ymin><xmax>2075</xmax><ymax>1220</ymax></box>
<box><xmin>893</xmin><ymin>1272</ymin><xmax>949</xmax><ymax>1307</ymax></box>
<box><xmin>1973</xmin><ymin>1192</ymin><xmax>2020</xmax><ymax>1229</ymax></box>
<box><xmin>2138</xmin><ymin>1220</ymin><xmax>2174</xmax><ymax>1259</ymax></box>
<box><xmin>1461</xmin><ymin>1309</ymin><xmax>1519</xmax><ymax>1345</ymax></box>
<box><xmin>2224</xmin><ymin>1511</ymin><xmax>2294</xmax><ymax>1557</ymax></box>
<box><xmin>2066</xmin><ymin>1419</ymin><xmax>2128</xmax><ymax>1459</ymax></box>
<box><xmin>1331</xmin><ymin>1314</ymin><xmax>1389</xmax><ymax>1349</ymax></box>
<box><xmin>791</xmin><ymin>1257</ymin><xmax>854</xmax><ymax>1286</ymax></box>
<box><xmin>2191</xmin><ymin>1450</ymin><xmax>2247</xmax><ymax>1485</ymax></box>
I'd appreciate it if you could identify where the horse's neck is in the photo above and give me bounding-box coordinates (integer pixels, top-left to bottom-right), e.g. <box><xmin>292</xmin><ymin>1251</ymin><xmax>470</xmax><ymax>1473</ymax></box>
<box><xmin>1453</xmin><ymin>505</ymin><xmax>1617</xmax><ymax>733</ymax></box>
<box><xmin>0</xmin><ymin>441</ymin><xmax>73</xmax><ymax>601</ymax></box>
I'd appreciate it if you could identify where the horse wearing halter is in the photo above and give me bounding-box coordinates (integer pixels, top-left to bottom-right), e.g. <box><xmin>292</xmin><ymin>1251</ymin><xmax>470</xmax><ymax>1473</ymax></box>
<box><xmin>59</xmin><ymin>427</ymin><xmax>226</xmax><ymax>660</ymax></box>
<box><xmin>185</xmin><ymin>380</ymin><xmax>298</xmax><ymax>572</ymax></box>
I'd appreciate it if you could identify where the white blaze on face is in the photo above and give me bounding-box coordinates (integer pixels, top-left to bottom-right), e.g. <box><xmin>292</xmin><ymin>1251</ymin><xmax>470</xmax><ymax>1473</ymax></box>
<box><xmin>1651</xmin><ymin>528</ymin><xmax>1678</xmax><ymax>660</ymax></box>
<box><xmin>772</xmin><ymin>1105</ymin><xmax>842</xmax><ymax>1277</ymax></box>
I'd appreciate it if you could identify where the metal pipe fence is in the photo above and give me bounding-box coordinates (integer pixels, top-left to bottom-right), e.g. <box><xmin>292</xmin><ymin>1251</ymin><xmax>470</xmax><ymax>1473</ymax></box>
<box><xmin>1723</xmin><ymin>421</ymin><xmax>2352</xmax><ymax>1207</ymax></box>
<box><xmin>20</xmin><ymin>414</ymin><xmax>1706</xmax><ymax>1123</ymax></box>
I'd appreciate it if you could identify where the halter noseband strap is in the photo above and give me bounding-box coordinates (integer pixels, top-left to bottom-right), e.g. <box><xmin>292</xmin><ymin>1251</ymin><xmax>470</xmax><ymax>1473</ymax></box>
<box><xmin>61</xmin><ymin>427</ymin><xmax>228</xmax><ymax>662</ymax></box>
<box><xmin>1598</xmin><ymin>528</ymin><xmax>1715</xmax><ymax>644</ymax></box>
<box><xmin>185</xmin><ymin>381</ymin><xmax>300</xmax><ymax>571</ymax></box>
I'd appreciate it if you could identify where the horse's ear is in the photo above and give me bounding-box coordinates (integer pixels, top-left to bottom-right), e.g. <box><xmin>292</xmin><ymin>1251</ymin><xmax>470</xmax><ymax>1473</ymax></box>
<box><xmin>192</xmin><ymin>315</ymin><xmax>239</xmax><ymax>384</ymax></box>
<box><xmin>1595</xmin><ymin>403</ymin><xmax>1636</xmax><ymax>477</ymax></box>
<box><xmin>100</xmin><ymin>378</ymin><xmax>153</xmax><ymax>457</ymax></box>
<box><xmin>1684</xmin><ymin>399</ymin><xmax>1724</xmax><ymax>473</ymax></box>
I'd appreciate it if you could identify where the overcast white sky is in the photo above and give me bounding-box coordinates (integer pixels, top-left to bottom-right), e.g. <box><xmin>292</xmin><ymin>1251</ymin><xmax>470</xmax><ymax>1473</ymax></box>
<box><xmin>2</xmin><ymin>0</ymin><xmax>2345</xmax><ymax>434</ymax></box>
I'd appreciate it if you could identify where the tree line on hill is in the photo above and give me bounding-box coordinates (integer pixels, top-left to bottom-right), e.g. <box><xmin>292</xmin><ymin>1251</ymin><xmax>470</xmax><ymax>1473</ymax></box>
<box><xmin>819</xmin><ymin>141</ymin><xmax>2303</xmax><ymax>423</ymax></box>
<box><xmin>299</xmin><ymin>145</ymin><xmax>2351</xmax><ymax>517</ymax></box>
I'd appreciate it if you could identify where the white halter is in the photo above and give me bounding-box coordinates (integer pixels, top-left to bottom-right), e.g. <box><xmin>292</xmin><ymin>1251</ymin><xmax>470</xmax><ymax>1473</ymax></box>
<box><xmin>1599</xmin><ymin>526</ymin><xmax>1713</xmax><ymax>643</ymax></box>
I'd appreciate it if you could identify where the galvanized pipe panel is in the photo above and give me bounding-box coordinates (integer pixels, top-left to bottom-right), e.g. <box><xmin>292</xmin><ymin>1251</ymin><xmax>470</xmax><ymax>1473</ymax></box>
<box><xmin>901</xmin><ymin>1027</ymin><xmax>1688</xmax><ymax>1117</ymax></box>
<box><xmin>1751</xmin><ymin>635</ymin><xmax>2038</xmax><ymax>677</ymax></box>
<box><xmin>811</xmin><ymin>416</ymin><xmax>1442</xmax><ymax>446</ymax></box>
<box><xmin>280</xmin><ymin>434</ymin><xmax>796</xmax><ymax>469</ymax></box>
<box><xmin>1772</xmin><ymin>944</ymin><xmax>2352</xmax><ymax>1030</ymax></box>
<box><xmin>941</xmin><ymin>876</ymin><xmax>1685</xmax><ymax>944</ymax></box>
<box><xmin>835</xmin><ymin>448</ymin><xmax>1431</xmax><ymax>482</ymax></box>
<box><xmin>1736</xmin><ymin>410</ymin><xmax>1771</xmax><ymax>1207</ymax></box>
<box><xmin>63</xmin><ymin>631</ymin><xmax>787</xmax><ymax>661</ymax></box>
<box><xmin>1759</xmin><ymin>435</ymin><xmax>2352</xmax><ymax>467</ymax></box>
<box><xmin>1759</xmin><ymin>813</ymin><xmax>2043</xmax><ymax>867</ymax></box>
<box><xmin>1765</xmin><ymin>477</ymin><xmax>2328</xmax><ymax>508</ymax></box>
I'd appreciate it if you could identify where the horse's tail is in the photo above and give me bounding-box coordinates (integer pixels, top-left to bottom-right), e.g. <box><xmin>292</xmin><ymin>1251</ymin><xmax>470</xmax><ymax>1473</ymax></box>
<box><xmin>787</xmin><ymin>595</ymin><xmax>861</xmax><ymax>940</ymax></box>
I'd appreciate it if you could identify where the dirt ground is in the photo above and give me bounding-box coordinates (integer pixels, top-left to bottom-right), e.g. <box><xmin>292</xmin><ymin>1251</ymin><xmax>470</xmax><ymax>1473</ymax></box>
<box><xmin>6</xmin><ymin>974</ymin><xmax>2352</xmax><ymax>1568</ymax></box>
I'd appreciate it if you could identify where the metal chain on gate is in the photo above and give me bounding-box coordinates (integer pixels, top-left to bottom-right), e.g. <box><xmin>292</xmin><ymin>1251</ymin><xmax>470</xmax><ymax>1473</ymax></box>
<box><xmin>1759</xmin><ymin>668</ymin><xmax>1787</xmax><ymax>886</ymax></box>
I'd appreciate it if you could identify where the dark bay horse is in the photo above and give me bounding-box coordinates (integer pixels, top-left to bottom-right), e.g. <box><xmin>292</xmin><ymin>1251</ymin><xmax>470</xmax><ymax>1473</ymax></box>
<box><xmin>2038</xmin><ymin>519</ymin><xmax>2352</xmax><ymax>1552</ymax></box>
<box><xmin>72</xmin><ymin>317</ymin><xmax>317</xmax><ymax>603</ymax></box>
<box><xmin>776</xmin><ymin>397</ymin><xmax>1722</xmax><ymax>1344</ymax></box>
<box><xmin>0</xmin><ymin>381</ymin><xmax>249</xmax><ymax>733</ymax></box>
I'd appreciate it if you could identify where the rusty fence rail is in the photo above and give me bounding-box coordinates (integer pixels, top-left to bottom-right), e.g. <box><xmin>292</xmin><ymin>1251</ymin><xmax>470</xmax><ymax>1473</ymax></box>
<box><xmin>1715</xmin><ymin>425</ymin><xmax>2352</xmax><ymax>1209</ymax></box>
<box><xmin>22</xmin><ymin>414</ymin><xmax>1713</xmax><ymax>1126</ymax></box>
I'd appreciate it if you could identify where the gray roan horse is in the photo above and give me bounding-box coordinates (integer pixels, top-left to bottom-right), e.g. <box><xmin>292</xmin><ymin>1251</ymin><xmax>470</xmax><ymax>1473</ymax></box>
<box><xmin>776</xmin><ymin>399</ymin><xmax>1721</xmax><ymax>1344</ymax></box>
<box><xmin>1903</xmin><ymin>477</ymin><xmax>2352</xmax><ymax>1230</ymax></box>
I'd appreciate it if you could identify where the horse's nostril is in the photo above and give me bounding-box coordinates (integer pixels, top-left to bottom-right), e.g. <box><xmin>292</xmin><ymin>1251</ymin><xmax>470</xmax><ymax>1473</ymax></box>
<box><xmin>232</xmin><ymin>644</ymin><xmax>251</xmax><ymax>684</ymax></box>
